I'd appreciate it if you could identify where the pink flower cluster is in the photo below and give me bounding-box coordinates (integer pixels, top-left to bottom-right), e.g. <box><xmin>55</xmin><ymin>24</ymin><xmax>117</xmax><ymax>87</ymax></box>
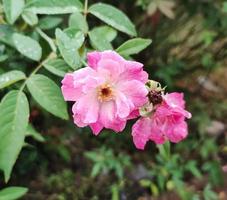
<box><xmin>132</xmin><ymin>93</ymin><xmax>192</xmax><ymax>150</ymax></box>
<box><xmin>61</xmin><ymin>50</ymin><xmax>191</xmax><ymax>149</ymax></box>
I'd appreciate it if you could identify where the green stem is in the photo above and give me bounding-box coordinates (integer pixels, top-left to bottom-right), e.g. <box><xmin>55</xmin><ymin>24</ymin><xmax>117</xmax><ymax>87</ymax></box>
<box><xmin>19</xmin><ymin>53</ymin><xmax>56</xmax><ymax>92</ymax></box>
<box><xmin>157</xmin><ymin>141</ymin><xmax>171</xmax><ymax>161</ymax></box>
<box><xmin>84</xmin><ymin>0</ymin><xmax>88</xmax><ymax>18</ymax></box>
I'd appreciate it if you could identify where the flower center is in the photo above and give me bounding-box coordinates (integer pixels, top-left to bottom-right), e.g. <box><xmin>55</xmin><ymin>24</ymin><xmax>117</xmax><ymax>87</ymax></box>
<box><xmin>97</xmin><ymin>84</ymin><xmax>114</xmax><ymax>102</ymax></box>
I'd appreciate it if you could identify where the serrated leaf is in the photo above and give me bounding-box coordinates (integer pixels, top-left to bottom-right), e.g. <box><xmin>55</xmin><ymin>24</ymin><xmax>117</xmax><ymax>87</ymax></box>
<box><xmin>26</xmin><ymin>74</ymin><xmax>68</xmax><ymax>120</ymax></box>
<box><xmin>38</xmin><ymin>16</ymin><xmax>63</xmax><ymax>30</ymax></box>
<box><xmin>55</xmin><ymin>28</ymin><xmax>83</xmax><ymax>69</ymax></box>
<box><xmin>0</xmin><ymin>25</ymin><xmax>15</xmax><ymax>47</ymax></box>
<box><xmin>43</xmin><ymin>58</ymin><xmax>72</xmax><ymax>77</ymax></box>
<box><xmin>0</xmin><ymin>70</ymin><xmax>26</xmax><ymax>89</ymax></box>
<box><xmin>69</xmin><ymin>11</ymin><xmax>88</xmax><ymax>33</ymax></box>
<box><xmin>13</xmin><ymin>33</ymin><xmax>42</xmax><ymax>61</ymax></box>
<box><xmin>117</xmin><ymin>38</ymin><xmax>152</xmax><ymax>56</ymax></box>
<box><xmin>89</xmin><ymin>3</ymin><xmax>136</xmax><ymax>36</ymax></box>
<box><xmin>26</xmin><ymin>124</ymin><xmax>45</xmax><ymax>142</ymax></box>
<box><xmin>0</xmin><ymin>187</ymin><xmax>28</xmax><ymax>200</ymax></box>
<box><xmin>89</xmin><ymin>27</ymin><xmax>113</xmax><ymax>51</ymax></box>
<box><xmin>22</xmin><ymin>10</ymin><xmax>38</xmax><ymax>26</ymax></box>
<box><xmin>3</xmin><ymin>0</ymin><xmax>25</xmax><ymax>24</ymax></box>
<box><xmin>26</xmin><ymin>0</ymin><xmax>83</xmax><ymax>15</ymax></box>
<box><xmin>0</xmin><ymin>91</ymin><xmax>29</xmax><ymax>182</ymax></box>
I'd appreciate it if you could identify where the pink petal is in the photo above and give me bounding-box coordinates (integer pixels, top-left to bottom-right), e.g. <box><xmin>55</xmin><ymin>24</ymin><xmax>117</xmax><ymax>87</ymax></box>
<box><xmin>164</xmin><ymin>92</ymin><xmax>185</xmax><ymax>108</ymax></box>
<box><xmin>61</xmin><ymin>73</ymin><xmax>80</xmax><ymax>101</ymax></box>
<box><xmin>87</xmin><ymin>51</ymin><xmax>101</xmax><ymax>69</ymax></box>
<box><xmin>149</xmin><ymin>118</ymin><xmax>166</xmax><ymax>144</ymax></box>
<box><xmin>127</xmin><ymin>110</ymin><xmax>140</xmax><ymax>119</ymax></box>
<box><xmin>132</xmin><ymin>117</ymin><xmax>152</xmax><ymax>150</ymax></box>
<box><xmin>90</xmin><ymin>122</ymin><xmax>104</xmax><ymax>135</ymax></box>
<box><xmin>72</xmin><ymin>91</ymin><xmax>100</xmax><ymax>124</ymax></box>
<box><xmin>120</xmin><ymin>61</ymin><xmax>148</xmax><ymax>83</ymax></box>
<box><xmin>99</xmin><ymin>101</ymin><xmax>115</xmax><ymax>126</ymax></box>
<box><xmin>97</xmin><ymin>59</ymin><xmax>124</xmax><ymax>81</ymax></box>
<box><xmin>115</xmin><ymin>92</ymin><xmax>131</xmax><ymax>119</ymax></box>
<box><xmin>118</xmin><ymin>80</ymin><xmax>148</xmax><ymax>107</ymax></box>
<box><xmin>87</xmin><ymin>50</ymin><xmax>124</xmax><ymax>70</ymax></box>
<box><xmin>166</xmin><ymin>121</ymin><xmax>188</xmax><ymax>143</ymax></box>
<box><xmin>99</xmin><ymin>101</ymin><xmax>126</xmax><ymax>132</ymax></box>
<box><xmin>106</xmin><ymin>119</ymin><xmax>126</xmax><ymax>133</ymax></box>
<box><xmin>73</xmin><ymin>112</ymin><xmax>88</xmax><ymax>127</ymax></box>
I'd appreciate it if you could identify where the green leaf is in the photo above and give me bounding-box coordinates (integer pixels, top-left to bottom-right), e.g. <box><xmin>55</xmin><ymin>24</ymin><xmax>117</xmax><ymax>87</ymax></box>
<box><xmin>38</xmin><ymin>16</ymin><xmax>63</xmax><ymax>30</ymax></box>
<box><xmin>13</xmin><ymin>33</ymin><xmax>42</xmax><ymax>61</ymax></box>
<box><xmin>64</xmin><ymin>28</ymin><xmax>85</xmax><ymax>48</ymax></box>
<box><xmin>0</xmin><ymin>55</ymin><xmax>8</xmax><ymax>62</ymax></box>
<box><xmin>0</xmin><ymin>25</ymin><xmax>15</xmax><ymax>47</ymax></box>
<box><xmin>26</xmin><ymin>74</ymin><xmax>68</xmax><ymax>120</ymax></box>
<box><xmin>3</xmin><ymin>0</ymin><xmax>25</xmax><ymax>24</ymax></box>
<box><xmin>0</xmin><ymin>70</ymin><xmax>26</xmax><ymax>89</ymax></box>
<box><xmin>22</xmin><ymin>10</ymin><xmax>38</xmax><ymax>26</ymax></box>
<box><xmin>0</xmin><ymin>91</ymin><xmax>29</xmax><ymax>182</ymax></box>
<box><xmin>26</xmin><ymin>124</ymin><xmax>45</xmax><ymax>142</ymax></box>
<box><xmin>91</xmin><ymin>26</ymin><xmax>117</xmax><ymax>42</ymax></box>
<box><xmin>0</xmin><ymin>187</ymin><xmax>28</xmax><ymax>200</ymax></box>
<box><xmin>26</xmin><ymin>0</ymin><xmax>83</xmax><ymax>15</ymax></box>
<box><xmin>43</xmin><ymin>58</ymin><xmax>72</xmax><ymax>77</ymax></box>
<box><xmin>69</xmin><ymin>11</ymin><xmax>88</xmax><ymax>33</ymax></box>
<box><xmin>117</xmin><ymin>38</ymin><xmax>152</xmax><ymax>56</ymax></box>
<box><xmin>55</xmin><ymin>28</ymin><xmax>83</xmax><ymax>69</ymax></box>
<box><xmin>36</xmin><ymin>27</ymin><xmax>56</xmax><ymax>52</ymax></box>
<box><xmin>89</xmin><ymin>27</ymin><xmax>113</xmax><ymax>51</ymax></box>
<box><xmin>91</xmin><ymin>163</ymin><xmax>102</xmax><ymax>177</ymax></box>
<box><xmin>223</xmin><ymin>2</ymin><xmax>227</xmax><ymax>13</ymax></box>
<box><xmin>89</xmin><ymin>3</ymin><xmax>136</xmax><ymax>36</ymax></box>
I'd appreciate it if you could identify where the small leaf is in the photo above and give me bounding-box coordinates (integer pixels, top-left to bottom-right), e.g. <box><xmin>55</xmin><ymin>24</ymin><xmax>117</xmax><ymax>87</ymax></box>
<box><xmin>38</xmin><ymin>16</ymin><xmax>63</xmax><ymax>30</ymax></box>
<box><xmin>117</xmin><ymin>38</ymin><xmax>152</xmax><ymax>56</ymax></box>
<box><xmin>22</xmin><ymin>10</ymin><xmax>38</xmax><ymax>26</ymax></box>
<box><xmin>26</xmin><ymin>0</ymin><xmax>83</xmax><ymax>15</ymax></box>
<box><xmin>69</xmin><ymin>11</ymin><xmax>88</xmax><ymax>33</ymax></box>
<box><xmin>89</xmin><ymin>3</ymin><xmax>137</xmax><ymax>36</ymax></box>
<box><xmin>3</xmin><ymin>0</ymin><xmax>25</xmax><ymax>24</ymax></box>
<box><xmin>26</xmin><ymin>74</ymin><xmax>68</xmax><ymax>120</ymax></box>
<box><xmin>158</xmin><ymin>0</ymin><xmax>175</xmax><ymax>19</ymax></box>
<box><xmin>91</xmin><ymin>163</ymin><xmax>102</xmax><ymax>177</ymax></box>
<box><xmin>0</xmin><ymin>187</ymin><xmax>28</xmax><ymax>200</ymax></box>
<box><xmin>147</xmin><ymin>2</ymin><xmax>158</xmax><ymax>16</ymax></box>
<box><xmin>91</xmin><ymin>26</ymin><xmax>117</xmax><ymax>42</ymax></box>
<box><xmin>36</xmin><ymin>28</ymin><xmax>56</xmax><ymax>52</ymax></box>
<box><xmin>0</xmin><ymin>91</ymin><xmax>29</xmax><ymax>182</ymax></box>
<box><xmin>26</xmin><ymin>124</ymin><xmax>45</xmax><ymax>142</ymax></box>
<box><xmin>43</xmin><ymin>58</ymin><xmax>72</xmax><ymax>77</ymax></box>
<box><xmin>89</xmin><ymin>27</ymin><xmax>113</xmax><ymax>51</ymax></box>
<box><xmin>0</xmin><ymin>25</ymin><xmax>15</xmax><ymax>47</ymax></box>
<box><xmin>0</xmin><ymin>70</ymin><xmax>26</xmax><ymax>89</ymax></box>
<box><xmin>55</xmin><ymin>28</ymin><xmax>83</xmax><ymax>69</ymax></box>
<box><xmin>13</xmin><ymin>33</ymin><xmax>42</xmax><ymax>61</ymax></box>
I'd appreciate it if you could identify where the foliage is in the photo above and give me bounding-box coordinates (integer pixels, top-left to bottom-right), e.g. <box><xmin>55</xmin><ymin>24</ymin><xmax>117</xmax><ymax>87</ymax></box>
<box><xmin>85</xmin><ymin>147</ymin><xmax>131</xmax><ymax>179</ymax></box>
<box><xmin>0</xmin><ymin>0</ymin><xmax>151</xmax><ymax>189</ymax></box>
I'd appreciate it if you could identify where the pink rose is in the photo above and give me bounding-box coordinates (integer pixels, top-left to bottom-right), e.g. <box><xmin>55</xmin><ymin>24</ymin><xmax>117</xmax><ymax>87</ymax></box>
<box><xmin>61</xmin><ymin>51</ymin><xmax>148</xmax><ymax>135</ymax></box>
<box><xmin>132</xmin><ymin>92</ymin><xmax>192</xmax><ymax>149</ymax></box>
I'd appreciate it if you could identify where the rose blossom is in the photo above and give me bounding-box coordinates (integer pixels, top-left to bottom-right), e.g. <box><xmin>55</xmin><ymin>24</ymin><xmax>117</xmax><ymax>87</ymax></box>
<box><xmin>132</xmin><ymin>92</ymin><xmax>192</xmax><ymax>149</ymax></box>
<box><xmin>61</xmin><ymin>50</ymin><xmax>148</xmax><ymax>135</ymax></box>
